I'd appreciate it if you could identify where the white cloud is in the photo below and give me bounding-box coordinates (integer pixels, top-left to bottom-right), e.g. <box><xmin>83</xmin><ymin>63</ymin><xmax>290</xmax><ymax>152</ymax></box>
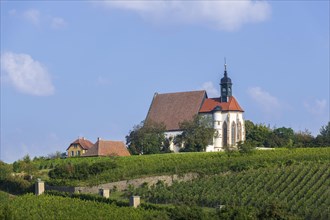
<box><xmin>23</xmin><ymin>9</ymin><xmax>40</xmax><ymax>25</ymax></box>
<box><xmin>247</xmin><ymin>87</ymin><xmax>280</xmax><ymax>115</ymax></box>
<box><xmin>1</xmin><ymin>52</ymin><xmax>55</xmax><ymax>96</ymax></box>
<box><xmin>304</xmin><ymin>99</ymin><xmax>328</xmax><ymax>116</ymax></box>
<box><xmin>98</xmin><ymin>0</ymin><xmax>271</xmax><ymax>31</ymax></box>
<box><xmin>51</xmin><ymin>17</ymin><xmax>68</xmax><ymax>29</ymax></box>
<box><xmin>200</xmin><ymin>81</ymin><xmax>219</xmax><ymax>98</ymax></box>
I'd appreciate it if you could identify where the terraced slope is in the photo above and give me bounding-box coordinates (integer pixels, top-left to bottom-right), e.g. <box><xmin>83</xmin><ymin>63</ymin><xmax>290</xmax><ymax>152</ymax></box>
<box><xmin>37</xmin><ymin>148</ymin><xmax>330</xmax><ymax>186</ymax></box>
<box><xmin>134</xmin><ymin>162</ymin><xmax>330</xmax><ymax>219</ymax></box>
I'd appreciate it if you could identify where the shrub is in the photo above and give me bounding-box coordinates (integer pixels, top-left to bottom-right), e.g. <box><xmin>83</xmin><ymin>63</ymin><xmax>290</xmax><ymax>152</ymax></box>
<box><xmin>12</xmin><ymin>159</ymin><xmax>37</xmax><ymax>175</ymax></box>
<box><xmin>217</xmin><ymin>205</ymin><xmax>257</xmax><ymax>220</ymax></box>
<box><xmin>48</xmin><ymin>160</ymin><xmax>117</xmax><ymax>180</ymax></box>
<box><xmin>237</xmin><ymin>141</ymin><xmax>256</xmax><ymax>154</ymax></box>
<box><xmin>0</xmin><ymin>161</ymin><xmax>12</xmax><ymax>181</ymax></box>
<box><xmin>89</xmin><ymin>161</ymin><xmax>116</xmax><ymax>175</ymax></box>
<box><xmin>169</xmin><ymin>205</ymin><xmax>205</xmax><ymax>220</ymax></box>
<box><xmin>0</xmin><ymin>176</ymin><xmax>33</xmax><ymax>195</ymax></box>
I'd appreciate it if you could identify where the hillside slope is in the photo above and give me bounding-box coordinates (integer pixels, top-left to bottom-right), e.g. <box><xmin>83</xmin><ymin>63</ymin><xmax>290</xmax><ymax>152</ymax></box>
<box><xmin>40</xmin><ymin>148</ymin><xmax>330</xmax><ymax>186</ymax></box>
<box><xmin>2</xmin><ymin>148</ymin><xmax>330</xmax><ymax>219</ymax></box>
<box><xmin>133</xmin><ymin>162</ymin><xmax>329</xmax><ymax>219</ymax></box>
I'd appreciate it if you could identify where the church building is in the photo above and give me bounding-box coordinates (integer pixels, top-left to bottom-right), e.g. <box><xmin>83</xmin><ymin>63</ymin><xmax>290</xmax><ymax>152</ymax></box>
<box><xmin>145</xmin><ymin>63</ymin><xmax>245</xmax><ymax>152</ymax></box>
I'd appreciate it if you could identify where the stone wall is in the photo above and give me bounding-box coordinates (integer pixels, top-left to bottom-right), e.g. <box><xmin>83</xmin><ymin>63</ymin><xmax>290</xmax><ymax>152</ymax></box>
<box><xmin>46</xmin><ymin>173</ymin><xmax>198</xmax><ymax>195</ymax></box>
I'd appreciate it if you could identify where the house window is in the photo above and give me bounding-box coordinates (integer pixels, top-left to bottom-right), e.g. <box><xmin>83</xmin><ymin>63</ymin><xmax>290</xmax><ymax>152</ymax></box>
<box><xmin>71</xmin><ymin>151</ymin><xmax>74</xmax><ymax>156</ymax></box>
<box><xmin>76</xmin><ymin>151</ymin><xmax>80</xmax><ymax>156</ymax></box>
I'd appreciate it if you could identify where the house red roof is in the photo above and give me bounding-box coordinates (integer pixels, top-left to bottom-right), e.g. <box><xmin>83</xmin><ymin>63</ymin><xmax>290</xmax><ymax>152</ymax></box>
<box><xmin>82</xmin><ymin>140</ymin><xmax>130</xmax><ymax>157</ymax></box>
<box><xmin>145</xmin><ymin>91</ymin><xmax>207</xmax><ymax>131</ymax></box>
<box><xmin>199</xmin><ymin>96</ymin><xmax>244</xmax><ymax>113</ymax></box>
<box><xmin>66</xmin><ymin>137</ymin><xmax>94</xmax><ymax>150</ymax></box>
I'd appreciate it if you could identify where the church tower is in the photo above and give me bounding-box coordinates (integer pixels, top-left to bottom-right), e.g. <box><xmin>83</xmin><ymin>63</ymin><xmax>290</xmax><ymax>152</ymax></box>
<box><xmin>220</xmin><ymin>61</ymin><xmax>232</xmax><ymax>102</ymax></box>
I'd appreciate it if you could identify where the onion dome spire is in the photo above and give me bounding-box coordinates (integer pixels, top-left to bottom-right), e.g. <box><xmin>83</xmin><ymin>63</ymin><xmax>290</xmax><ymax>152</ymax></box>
<box><xmin>220</xmin><ymin>58</ymin><xmax>233</xmax><ymax>102</ymax></box>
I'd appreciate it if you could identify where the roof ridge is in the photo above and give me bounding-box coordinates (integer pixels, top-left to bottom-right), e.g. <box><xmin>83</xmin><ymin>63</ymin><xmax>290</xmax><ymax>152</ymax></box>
<box><xmin>156</xmin><ymin>90</ymin><xmax>206</xmax><ymax>96</ymax></box>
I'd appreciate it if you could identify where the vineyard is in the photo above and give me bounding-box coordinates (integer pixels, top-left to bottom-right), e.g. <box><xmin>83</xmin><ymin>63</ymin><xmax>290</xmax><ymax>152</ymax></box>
<box><xmin>2</xmin><ymin>148</ymin><xmax>330</xmax><ymax>219</ymax></box>
<box><xmin>133</xmin><ymin>162</ymin><xmax>330</xmax><ymax>219</ymax></box>
<box><xmin>35</xmin><ymin>148</ymin><xmax>330</xmax><ymax>186</ymax></box>
<box><xmin>0</xmin><ymin>193</ymin><xmax>169</xmax><ymax>220</ymax></box>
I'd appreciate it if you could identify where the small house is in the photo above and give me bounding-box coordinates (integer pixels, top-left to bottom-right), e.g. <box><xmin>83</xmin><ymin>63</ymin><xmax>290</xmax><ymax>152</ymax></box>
<box><xmin>66</xmin><ymin>137</ymin><xmax>94</xmax><ymax>157</ymax></box>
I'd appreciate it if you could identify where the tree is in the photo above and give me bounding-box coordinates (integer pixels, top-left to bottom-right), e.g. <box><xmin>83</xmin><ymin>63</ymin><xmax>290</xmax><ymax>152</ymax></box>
<box><xmin>315</xmin><ymin>121</ymin><xmax>330</xmax><ymax>146</ymax></box>
<box><xmin>244</xmin><ymin>120</ymin><xmax>255</xmax><ymax>139</ymax></box>
<box><xmin>293</xmin><ymin>129</ymin><xmax>314</xmax><ymax>147</ymax></box>
<box><xmin>12</xmin><ymin>155</ymin><xmax>37</xmax><ymax>175</ymax></box>
<box><xmin>22</xmin><ymin>154</ymin><xmax>31</xmax><ymax>163</ymax></box>
<box><xmin>319</xmin><ymin>121</ymin><xmax>330</xmax><ymax>138</ymax></box>
<box><xmin>268</xmin><ymin>127</ymin><xmax>294</xmax><ymax>148</ymax></box>
<box><xmin>174</xmin><ymin>115</ymin><xmax>215</xmax><ymax>152</ymax></box>
<box><xmin>126</xmin><ymin>121</ymin><xmax>167</xmax><ymax>155</ymax></box>
<box><xmin>245</xmin><ymin>120</ymin><xmax>271</xmax><ymax>147</ymax></box>
<box><xmin>47</xmin><ymin>151</ymin><xmax>66</xmax><ymax>159</ymax></box>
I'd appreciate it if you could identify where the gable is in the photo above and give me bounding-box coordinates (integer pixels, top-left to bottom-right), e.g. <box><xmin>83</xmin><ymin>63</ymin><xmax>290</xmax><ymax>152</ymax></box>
<box><xmin>67</xmin><ymin>144</ymin><xmax>84</xmax><ymax>151</ymax></box>
<box><xmin>145</xmin><ymin>90</ymin><xmax>207</xmax><ymax>131</ymax></box>
<box><xmin>66</xmin><ymin>138</ymin><xmax>94</xmax><ymax>151</ymax></box>
<box><xmin>199</xmin><ymin>96</ymin><xmax>244</xmax><ymax>113</ymax></box>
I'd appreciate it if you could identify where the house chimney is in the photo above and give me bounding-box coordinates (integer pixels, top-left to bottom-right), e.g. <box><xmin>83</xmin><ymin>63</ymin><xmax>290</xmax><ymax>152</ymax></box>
<box><xmin>97</xmin><ymin>137</ymin><xmax>101</xmax><ymax>141</ymax></box>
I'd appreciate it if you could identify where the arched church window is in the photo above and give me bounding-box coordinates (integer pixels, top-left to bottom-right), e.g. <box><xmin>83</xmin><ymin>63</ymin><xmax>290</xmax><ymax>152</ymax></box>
<box><xmin>222</xmin><ymin>121</ymin><xmax>227</xmax><ymax>147</ymax></box>
<box><xmin>237</xmin><ymin>122</ymin><xmax>242</xmax><ymax>141</ymax></box>
<box><xmin>231</xmin><ymin>122</ymin><xmax>236</xmax><ymax>145</ymax></box>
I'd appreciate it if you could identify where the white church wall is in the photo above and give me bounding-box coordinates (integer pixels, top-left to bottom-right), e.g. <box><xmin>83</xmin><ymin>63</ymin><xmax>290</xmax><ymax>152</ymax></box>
<box><xmin>164</xmin><ymin>111</ymin><xmax>245</xmax><ymax>153</ymax></box>
<box><xmin>205</xmin><ymin>145</ymin><xmax>215</xmax><ymax>152</ymax></box>
<box><xmin>227</xmin><ymin>112</ymin><xmax>245</xmax><ymax>146</ymax></box>
<box><xmin>213</xmin><ymin>111</ymin><xmax>245</xmax><ymax>150</ymax></box>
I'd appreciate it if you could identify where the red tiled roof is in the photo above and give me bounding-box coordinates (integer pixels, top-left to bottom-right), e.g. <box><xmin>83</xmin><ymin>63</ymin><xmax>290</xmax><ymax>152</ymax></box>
<box><xmin>145</xmin><ymin>91</ymin><xmax>207</xmax><ymax>131</ymax></box>
<box><xmin>66</xmin><ymin>138</ymin><xmax>94</xmax><ymax>150</ymax></box>
<box><xmin>82</xmin><ymin>140</ymin><xmax>130</xmax><ymax>157</ymax></box>
<box><xmin>199</xmin><ymin>96</ymin><xmax>244</xmax><ymax>113</ymax></box>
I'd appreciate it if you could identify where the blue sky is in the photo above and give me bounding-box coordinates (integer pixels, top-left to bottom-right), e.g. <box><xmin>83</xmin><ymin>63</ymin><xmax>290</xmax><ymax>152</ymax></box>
<box><xmin>1</xmin><ymin>1</ymin><xmax>329</xmax><ymax>163</ymax></box>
